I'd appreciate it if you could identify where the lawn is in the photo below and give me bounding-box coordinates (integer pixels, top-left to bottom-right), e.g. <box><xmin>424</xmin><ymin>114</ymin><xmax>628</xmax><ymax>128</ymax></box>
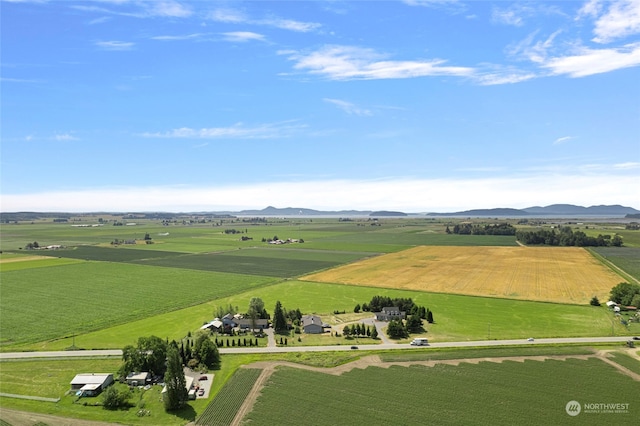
<box><xmin>244</xmin><ymin>358</ymin><xmax>639</xmax><ymax>425</ymax></box>
<box><xmin>302</xmin><ymin>246</ymin><xmax>622</xmax><ymax>304</ymax></box>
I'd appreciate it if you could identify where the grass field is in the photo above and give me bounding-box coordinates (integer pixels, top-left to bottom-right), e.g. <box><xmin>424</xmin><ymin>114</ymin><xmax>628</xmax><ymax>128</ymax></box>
<box><xmin>302</xmin><ymin>246</ymin><xmax>622</xmax><ymax>304</ymax></box>
<box><xmin>591</xmin><ymin>247</ymin><xmax>640</xmax><ymax>283</ymax></box>
<box><xmin>244</xmin><ymin>357</ymin><xmax>639</xmax><ymax>425</ymax></box>
<box><xmin>0</xmin><ymin>262</ymin><xmax>277</xmax><ymax>346</ymax></box>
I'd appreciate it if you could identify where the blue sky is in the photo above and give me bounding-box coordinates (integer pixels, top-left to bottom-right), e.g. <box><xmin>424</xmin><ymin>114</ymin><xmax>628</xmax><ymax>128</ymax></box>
<box><xmin>1</xmin><ymin>0</ymin><xmax>639</xmax><ymax>212</ymax></box>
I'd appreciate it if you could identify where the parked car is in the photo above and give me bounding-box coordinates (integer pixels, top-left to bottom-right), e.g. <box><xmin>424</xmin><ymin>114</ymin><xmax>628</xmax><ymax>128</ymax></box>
<box><xmin>199</xmin><ymin>376</ymin><xmax>208</xmax><ymax>381</ymax></box>
<box><xmin>198</xmin><ymin>389</ymin><xmax>205</xmax><ymax>396</ymax></box>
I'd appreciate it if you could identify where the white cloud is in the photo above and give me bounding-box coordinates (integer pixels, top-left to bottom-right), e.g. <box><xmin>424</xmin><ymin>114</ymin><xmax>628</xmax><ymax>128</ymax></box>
<box><xmin>492</xmin><ymin>7</ymin><xmax>524</xmax><ymax>27</ymax></box>
<box><xmin>221</xmin><ymin>32</ymin><xmax>265</xmax><ymax>43</ymax></box>
<box><xmin>209</xmin><ymin>8</ymin><xmax>320</xmax><ymax>32</ymax></box>
<box><xmin>141</xmin><ymin>122</ymin><xmax>304</xmax><ymax>139</ymax></box>
<box><xmin>151</xmin><ymin>33</ymin><xmax>204</xmax><ymax>41</ymax></box>
<box><xmin>543</xmin><ymin>42</ymin><xmax>640</xmax><ymax>77</ymax></box>
<box><xmin>148</xmin><ymin>0</ymin><xmax>192</xmax><ymax>18</ymax></box>
<box><xmin>554</xmin><ymin>136</ymin><xmax>574</xmax><ymax>145</ymax></box>
<box><xmin>95</xmin><ymin>40</ymin><xmax>134</xmax><ymax>51</ymax></box>
<box><xmin>323</xmin><ymin>98</ymin><xmax>372</xmax><ymax>116</ymax></box>
<box><xmin>53</xmin><ymin>133</ymin><xmax>79</xmax><ymax>141</ymax></box>
<box><xmin>283</xmin><ymin>45</ymin><xmax>474</xmax><ymax>80</ymax></box>
<box><xmin>3</xmin><ymin>173</ymin><xmax>638</xmax><ymax>213</ymax></box>
<box><xmin>591</xmin><ymin>0</ymin><xmax>640</xmax><ymax>43</ymax></box>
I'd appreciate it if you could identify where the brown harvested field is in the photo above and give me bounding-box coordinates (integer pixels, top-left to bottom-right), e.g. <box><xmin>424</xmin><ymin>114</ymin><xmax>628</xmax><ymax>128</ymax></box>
<box><xmin>301</xmin><ymin>246</ymin><xmax>622</xmax><ymax>304</ymax></box>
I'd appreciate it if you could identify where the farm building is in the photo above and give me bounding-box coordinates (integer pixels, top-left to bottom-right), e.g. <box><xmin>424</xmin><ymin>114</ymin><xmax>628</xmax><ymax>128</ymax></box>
<box><xmin>301</xmin><ymin>315</ymin><xmax>324</xmax><ymax>334</ymax></box>
<box><xmin>70</xmin><ymin>373</ymin><xmax>114</xmax><ymax>396</ymax></box>
<box><xmin>126</xmin><ymin>372</ymin><xmax>150</xmax><ymax>386</ymax></box>
<box><xmin>200</xmin><ymin>319</ymin><xmax>223</xmax><ymax>332</ymax></box>
<box><xmin>374</xmin><ymin>307</ymin><xmax>406</xmax><ymax>321</ymax></box>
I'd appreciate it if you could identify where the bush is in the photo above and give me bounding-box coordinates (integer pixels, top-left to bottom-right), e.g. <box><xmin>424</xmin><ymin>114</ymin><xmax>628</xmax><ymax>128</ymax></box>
<box><xmin>102</xmin><ymin>385</ymin><xmax>131</xmax><ymax>410</ymax></box>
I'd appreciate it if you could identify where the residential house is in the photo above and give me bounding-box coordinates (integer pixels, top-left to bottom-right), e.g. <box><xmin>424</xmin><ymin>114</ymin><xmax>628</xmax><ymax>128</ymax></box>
<box><xmin>301</xmin><ymin>315</ymin><xmax>324</xmax><ymax>334</ymax></box>
<box><xmin>374</xmin><ymin>307</ymin><xmax>406</xmax><ymax>321</ymax></box>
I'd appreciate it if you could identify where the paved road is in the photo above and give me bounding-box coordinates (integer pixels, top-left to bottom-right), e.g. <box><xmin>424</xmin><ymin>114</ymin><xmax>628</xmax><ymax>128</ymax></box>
<box><xmin>0</xmin><ymin>336</ymin><xmax>633</xmax><ymax>359</ymax></box>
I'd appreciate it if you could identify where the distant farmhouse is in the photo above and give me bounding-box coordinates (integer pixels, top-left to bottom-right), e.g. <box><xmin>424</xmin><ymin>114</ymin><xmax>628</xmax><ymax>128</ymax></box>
<box><xmin>374</xmin><ymin>307</ymin><xmax>406</xmax><ymax>321</ymax></box>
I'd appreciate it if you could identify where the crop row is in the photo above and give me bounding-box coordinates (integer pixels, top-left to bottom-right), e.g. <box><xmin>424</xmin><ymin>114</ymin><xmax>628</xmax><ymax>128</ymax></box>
<box><xmin>244</xmin><ymin>358</ymin><xmax>640</xmax><ymax>424</ymax></box>
<box><xmin>197</xmin><ymin>368</ymin><xmax>262</xmax><ymax>426</ymax></box>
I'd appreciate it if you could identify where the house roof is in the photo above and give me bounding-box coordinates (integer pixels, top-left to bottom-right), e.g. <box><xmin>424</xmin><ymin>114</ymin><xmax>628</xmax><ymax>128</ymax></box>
<box><xmin>70</xmin><ymin>373</ymin><xmax>113</xmax><ymax>386</ymax></box>
<box><xmin>126</xmin><ymin>372</ymin><xmax>150</xmax><ymax>381</ymax></box>
<box><xmin>301</xmin><ymin>315</ymin><xmax>322</xmax><ymax>327</ymax></box>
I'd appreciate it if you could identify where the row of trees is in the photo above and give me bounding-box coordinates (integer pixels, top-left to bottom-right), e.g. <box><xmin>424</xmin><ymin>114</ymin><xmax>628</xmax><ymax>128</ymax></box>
<box><xmin>446</xmin><ymin>223</ymin><xmax>516</xmax><ymax>236</ymax></box>
<box><xmin>342</xmin><ymin>323</ymin><xmax>378</xmax><ymax>339</ymax></box>
<box><xmin>515</xmin><ymin>227</ymin><xmax>622</xmax><ymax>247</ymax></box>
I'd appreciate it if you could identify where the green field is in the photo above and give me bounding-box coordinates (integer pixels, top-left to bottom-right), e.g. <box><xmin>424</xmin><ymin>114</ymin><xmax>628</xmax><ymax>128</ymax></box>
<box><xmin>0</xmin><ymin>262</ymin><xmax>276</xmax><ymax>345</ymax></box>
<box><xmin>245</xmin><ymin>358</ymin><xmax>639</xmax><ymax>425</ymax></box>
<box><xmin>591</xmin><ymin>247</ymin><xmax>640</xmax><ymax>283</ymax></box>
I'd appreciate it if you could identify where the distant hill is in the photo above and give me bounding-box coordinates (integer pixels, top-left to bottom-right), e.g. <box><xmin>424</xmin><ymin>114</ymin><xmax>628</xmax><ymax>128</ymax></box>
<box><xmin>425</xmin><ymin>204</ymin><xmax>639</xmax><ymax>217</ymax></box>
<box><xmin>523</xmin><ymin>204</ymin><xmax>640</xmax><ymax>216</ymax></box>
<box><xmin>237</xmin><ymin>206</ymin><xmax>372</xmax><ymax>216</ymax></box>
<box><xmin>369</xmin><ymin>211</ymin><xmax>408</xmax><ymax>217</ymax></box>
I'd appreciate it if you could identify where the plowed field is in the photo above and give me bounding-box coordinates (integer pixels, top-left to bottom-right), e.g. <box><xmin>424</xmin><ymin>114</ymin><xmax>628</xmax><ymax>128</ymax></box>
<box><xmin>302</xmin><ymin>246</ymin><xmax>621</xmax><ymax>304</ymax></box>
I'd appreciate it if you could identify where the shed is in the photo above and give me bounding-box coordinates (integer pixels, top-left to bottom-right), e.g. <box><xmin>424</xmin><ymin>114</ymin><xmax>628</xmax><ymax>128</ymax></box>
<box><xmin>126</xmin><ymin>372</ymin><xmax>151</xmax><ymax>386</ymax></box>
<box><xmin>70</xmin><ymin>373</ymin><xmax>114</xmax><ymax>396</ymax></box>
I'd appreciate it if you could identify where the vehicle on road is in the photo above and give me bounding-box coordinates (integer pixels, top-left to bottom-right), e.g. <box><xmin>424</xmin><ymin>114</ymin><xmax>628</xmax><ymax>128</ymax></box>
<box><xmin>410</xmin><ymin>338</ymin><xmax>429</xmax><ymax>346</ymax></box>
<box><xmin>527</xmin><ymin>338</ymin><xmax>534</xmax><ymax>342</ymax></box>
<box><xmin>350</xmin><ymin>346</ymin><xmax>358</xmax><ymax>350</ymax></box>
<box><xmin>633</xmin><ymin>337</ymin><xmax>639</xmax><ymax>341</ymax></box>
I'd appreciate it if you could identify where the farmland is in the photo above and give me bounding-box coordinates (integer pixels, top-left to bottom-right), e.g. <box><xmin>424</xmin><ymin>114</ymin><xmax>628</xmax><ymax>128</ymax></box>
<box><xmin>0</xmin><ymin>215</ymin><xmax>639</xmax><ymax>425</ymax></box>
<box><xmin>302</xmin><ymin>245</ymin><xmax>623</xmax><ymax>304</ymax></box>
<box><xmin>244</xmin><ymin>357</ymin><xmax>640</xmax><ymax>425</ymax></box>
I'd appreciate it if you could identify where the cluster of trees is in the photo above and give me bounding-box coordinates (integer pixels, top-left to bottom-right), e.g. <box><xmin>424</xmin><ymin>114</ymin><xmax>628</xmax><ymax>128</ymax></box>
<box><xmin>625</xmin><ymin>223</ymin><xmax>639</xmax><ymax>230</ymax></box>
<box><xmin>24</xmin><ymin>241</ymin><xmax>39</xmax><ymax>249</ymax></box>
<box><xmin>355</xmin><ymin>296</ymin><xmax>433</xmax><ymax>323</ymax></box>
<box><xmin>117</xmin><ymin>335</ymin><xmax>220</xmax><ymax>412</ymax></box>
<box><xmin>343</xmin><ymin>323</ymin><xmax>378</xmax><ymax>339</ymax></box>
<box><xmin>515</xmin><ymin>227</ymin><xmax>622</xmax><ymax>247</ymax></box>
<box><xmin>610</xmin><ymin>282</ymin><xmax>640</xmax><ymax>308</ymax></box>
<box><xmin>214</xmin><ymin>337</ymin><xmax>259</xmax><ymax>347</ymax></box>
<box><xmin>272</xmin><ymin>300</ymin><xmax>303</xmax><ymax>334</ymax></box>
<box><xmin>446</xmin><ymin>223</ymin><xmax>516</xmax><ymax>236</ymax></box>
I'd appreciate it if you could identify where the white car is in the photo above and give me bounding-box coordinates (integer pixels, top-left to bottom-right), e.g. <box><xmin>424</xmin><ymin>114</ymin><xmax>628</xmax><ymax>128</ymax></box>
<box><xmin>527</xmin><ymin>337</ymin><xmax>534</xmax><ymax>342</ymax></box>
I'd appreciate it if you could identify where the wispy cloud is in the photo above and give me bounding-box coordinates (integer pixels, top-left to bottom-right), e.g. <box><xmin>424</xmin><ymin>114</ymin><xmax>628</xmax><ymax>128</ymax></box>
<box><xmin>324</xmin><ymin>98</ymin><xmax>372</xmax><ymax>116</ymax></box>
<box><xmin>208</xmin><ymin>8</ymin><xmax>320</xmax><ymax>32</ymax></box>
<box><xmin>554</xmin><ymin>136</ymin><xmax>575</xmax><ymax>145</ymax></box>
<box><xmin>72</xmin><ymin>0</ymin><xmax>191</xmax><ymax>19</ymax></box>
<box><xmin>543</xmin><ymin>42</ymin><xmax>640</xmax><ymax>77</ymax></box>
<box><xmin>53</xmin><ymin>133</ymin><xmax>79</xmax><ymax>141</ymax></box>
<box><xmin>282</xmin><ymin>45</ymin><xmax>474</xmax><ymax>80</ymax></box>
<box><xmin>0</xmin><ymin>77</ymin><xmax>43</xmax><ymax>83</ymax></box>
<box><xmin>221</xmin><ymin>32</ymin><xmax>266</xmax><ymax>43</ymax></box>
<box><xmin>151</xmin><ymin>33</ymin><xmax>205</xmax><ymax>41</ymax></box>
<box><xmin>141</xmin><ymin>122</ymin><xmax>304</xmax><ymax>139</ymax></box>
<box><xmin>95</xmin><ymin>40</ymin><xmax>134</xmax><ymax>51</ymax></box>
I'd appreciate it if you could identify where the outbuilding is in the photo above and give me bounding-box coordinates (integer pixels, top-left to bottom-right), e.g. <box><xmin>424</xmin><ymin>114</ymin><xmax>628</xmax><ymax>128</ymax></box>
<box><xmin>70</xmin><ymin>373</ymin><xmax>114</xmax><ymax>396</ymax></box>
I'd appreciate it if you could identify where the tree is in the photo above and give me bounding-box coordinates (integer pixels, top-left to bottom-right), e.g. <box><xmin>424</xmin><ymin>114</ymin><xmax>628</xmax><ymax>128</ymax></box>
<box><xmin>427</xmin><ymin>310</ymin><xmax>434</xmax><ymax>324</ymax></box>
<box><xmin>610</xmin><ymin>282</ymin><xmax>640</xmax><ymax>306</ymax></box>
<box><xmin>102</xmin><ymin>385</ymin><xmax>131</xmax><ymax>410</ymax></box>
<box><xmin>354</xmin><ymin>303</ymin><xmax>361</xmax><ymax>313</ymax></box>
<box><xmin>387</xmin><ymin>318</ymin><xmax>408</xmax><ymax>339</ymax></box>
<box><xmin>370</xmin><ymin>326</ymin><xmax>378</xmax><ymax>339</ymax></box>
<box><xmin>248</xmin><ymin>297</ymin><xmax>265</xmax><ymax>331</ymax></box>
<box><xmin>137</xmin><ymin>336</ymin><xmax>167</xmax><ymax>376</ymax></box>
<box><xmin>406</xmin><ymin>314</ymin><xmax>423</xmax><ymax>333</ymax></box>
<box><xmin>590</xmin><ymin>296</ymin><xmax>601</xmax><ymax>307</ymax></box>
<box><xmin>272</xmin><ymin>300</ymin><xmax>288</xmax><ymax>334</ymax></box>
<box><xmin>164</xmin><ymin>345</ymin><xmax>188</xmax><ymax>411</ymax></box>
<box><xmin>194</xmin><ymin>333</ymin><xmax>221</xmax><ymax>369</ymax></box>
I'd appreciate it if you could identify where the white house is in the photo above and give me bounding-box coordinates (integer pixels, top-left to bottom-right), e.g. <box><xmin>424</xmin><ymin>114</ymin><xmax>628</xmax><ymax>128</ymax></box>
<box><xmin>70</xmin><ymin>373</ymin><xmax>114</xmax><ymax>396</ymax></box>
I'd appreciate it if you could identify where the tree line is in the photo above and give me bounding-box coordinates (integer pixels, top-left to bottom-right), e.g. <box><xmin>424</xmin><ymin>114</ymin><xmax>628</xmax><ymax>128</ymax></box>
<box><xmin>446</xmin><ymin>223</ymin><xmax>516</xmax><ymax>235</ymax></box>
<box><xmin>516</xmin><ymin>226</ymin><xmax>622</xmax><ymax>247</ymax></box>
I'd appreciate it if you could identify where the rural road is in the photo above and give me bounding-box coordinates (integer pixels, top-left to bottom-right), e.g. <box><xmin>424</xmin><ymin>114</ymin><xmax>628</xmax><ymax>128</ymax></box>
<box><xmin>0</xmin><ymin>336</ymin><xmax>634</xmax><ymax>359</ymax></box>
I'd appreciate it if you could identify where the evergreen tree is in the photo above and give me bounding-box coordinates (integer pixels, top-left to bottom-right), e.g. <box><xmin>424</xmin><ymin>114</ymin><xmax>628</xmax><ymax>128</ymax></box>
<box><xmin>273</xmin><ymin>300</ymin><xmax>288</xmax><ymax>334</ymax></box>
<box><xmin>371</xmin><ymin>326</ymin><xmax>378</xmax><ymax>339</ymax></box>
<box><xmin>427</xmin><ymin>310</ymin><xmax>434</xmax><ymax>324</ymax></box>
<box><xmin>163</xmin><ymin>345</ymin><xmax>187</xmax><ymax>411</ymax></box>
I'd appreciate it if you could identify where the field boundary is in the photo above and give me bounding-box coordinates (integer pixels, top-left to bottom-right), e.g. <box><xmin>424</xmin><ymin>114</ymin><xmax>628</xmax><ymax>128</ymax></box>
<box><xmin>0</xmin><ymin>392</ymin><xmax>60</xmax><ymax>403</ymax></box>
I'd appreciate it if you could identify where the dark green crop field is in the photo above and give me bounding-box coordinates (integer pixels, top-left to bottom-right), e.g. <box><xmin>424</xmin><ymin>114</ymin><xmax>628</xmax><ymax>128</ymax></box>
<box><xmin>245</xmin><ymin>358</ymin><xmax>640</xmax><ymax>425</ymax></box>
